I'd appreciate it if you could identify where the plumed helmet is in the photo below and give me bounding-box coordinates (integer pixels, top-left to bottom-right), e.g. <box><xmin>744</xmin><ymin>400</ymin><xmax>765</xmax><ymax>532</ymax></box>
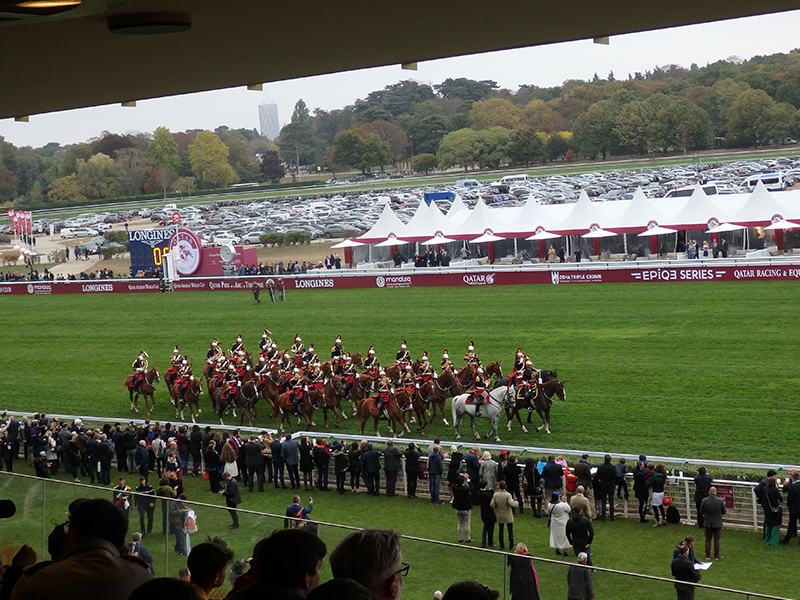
<box><xmin>335</xmin><ymin>335</ymin><xmax>342</xmax><ymax>344</ymax></box>
<box><xmin>368</xmin><ymin>346</ymin><xmax>375</xmax><ymax>355</ymax></box>
<box><xmin>228</xmin><ymin>364</ymin><xmax>236</xmax><ymax>371</ymax></box>
<box><xmin>140</xmin><ymin>350</ymin><xmax>149</xmax><ymax>358</ymax></box>
<box><xmin>262</xmin><ymin>331</ymin><xmax>268</xmax><ymax>338</ymax></box>
<box><xmin>468</xmin><ymin>341</ymin><xmax>474</xmax><ymax>351</ymax></box>
<box><xmin>271</xmin><ymin>342</ymin><xmax>277</xmax><ymax>349</ymax></box>
<box><xmin>283</xmin><ymin>353</ymin><xmax>290</xmax><ymax>360</ymax></box>
<box><xmin>443</xmin><ymin>351</ymin><xmax>449</xmax><ymax>359</ymax></box>
<box><xmin>238</xmin><ymin>350</ymin><xmax>245</xmax><ymax>356</ymax></box>
<box><xmin>173</xmin><ymin>346</ymin><xmax>179</xmax><ymax>353</ymax></box>
<box><xmin>259</xmin><ymin>356</ymin><xmax>266</xmax><ymax>362</ymax></box>
<box><xmin>405</xmin><ymin>365</ymin><xmax>412</xmax><ymax>371</ymax></box>
<box><xmin>525</xmin><ymin>360</ymin><xmax>532</xmax><ymax>366</ymax></box>
<box><xmin>477</xmin><ymin>367</ymin><xmax>484</xmax><ymax>374</ymax></box>
<box><xmin>236</xmin><ymin>335</ymin><xmax>242</xmax><ymax>342</ymax></box>
<box><xmin>295</xmin><ymin>333</ymin><xmax>301</xmax><ymax>342</ymax></box>
<box><xmin>293</xmin><ymin>368</ymin><xmax>300</xmax><ymax>373</ymax></box>
<box><xmin>379</xmin><ymin>369</ymin><xmax>386</xmax><ymax>376</ymax></box>
<box><xmin>401</xmin><ymin>340</ymin><xmax>407</xmax><ymax>349</ymax></box>
<box><xmin>516</xmin><ymin>348</ymin><xmax>522</xmax><ymax>356</ymax></box>
<box><xmin>182</xmin><ymin>359</ymin><xmax>187</xmax><ymax>365</ymax></box>
<box><xmin>346</xmin><ymin>353</ymin><xmax>352</xmax><ymax>361</ymax></box>
<box><xmin>309</xmin><ymin>344</ymin><xmax>315</xmax><ymax>351</ymax></box>
<box><xmin>211</xmin><ymin>340</ymin><xmax>218</xmax><ymax>347</ymax></box>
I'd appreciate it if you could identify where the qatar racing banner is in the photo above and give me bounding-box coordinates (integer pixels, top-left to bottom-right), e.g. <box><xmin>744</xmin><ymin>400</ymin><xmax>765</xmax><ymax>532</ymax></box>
<box><xmin>3</xmin><ymin>264</ymin><xmax>800</xmax><ymax>295</ymax></box>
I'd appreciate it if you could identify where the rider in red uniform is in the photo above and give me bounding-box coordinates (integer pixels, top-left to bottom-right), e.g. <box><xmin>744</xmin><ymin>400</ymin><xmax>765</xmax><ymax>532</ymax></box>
<box><xmin>473</xmin><ymin>367</ymin><xmax>488</xmax><ymax>417</ymax></box>
<box><xmin>131</xmin><ymin>351</ymin><xmax>149</xmax><ymax>392</ymax></box>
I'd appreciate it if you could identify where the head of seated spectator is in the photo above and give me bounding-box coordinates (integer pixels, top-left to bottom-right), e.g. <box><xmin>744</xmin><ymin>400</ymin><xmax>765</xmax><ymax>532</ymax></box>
<box><xmin>188</xmin><ymin>537</ymin><xmax>235</xmax><ymax>597</ymax></box>
<box><xmin>306</xmin><ymin>578</ymin><xmax>375</xmax><ymax>600</ymax></box>
<box><xmin>442</xmin><ymin>581</ymin><xmax>500</xmax><ymax>600</ymax></box>
<box><xmin>329</xmin><ymin>529</ymin><xmax>405</xmax><ymax>600</ymax></box>
<box><xmin>67</xmin><ymin>497</ymin><xmax>128</xmax><ymax>548</ymax></box>
<box><xmin>127</xmin><ymin>578</ymin><xmax>202</xmax><ymax>600</ymax></box>
<box><xmin>229</xmin><ymin>529</ymin><xmax>326</xmax><ymax>599</ymax></box>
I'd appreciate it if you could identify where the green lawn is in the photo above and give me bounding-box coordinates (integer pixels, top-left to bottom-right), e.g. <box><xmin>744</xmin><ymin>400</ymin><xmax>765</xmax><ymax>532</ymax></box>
<box><xmin>3</xmin><ymin>281</ymin><xmax>799</xmax><ymax>463</ymax></box>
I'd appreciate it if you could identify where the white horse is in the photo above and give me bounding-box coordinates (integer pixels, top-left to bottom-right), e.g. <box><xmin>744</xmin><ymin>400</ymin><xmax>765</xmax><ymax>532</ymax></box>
<box><xmin>452</xmin><ymin>385</ymin><xmax>515</xmax><ymax>442</ymax></box>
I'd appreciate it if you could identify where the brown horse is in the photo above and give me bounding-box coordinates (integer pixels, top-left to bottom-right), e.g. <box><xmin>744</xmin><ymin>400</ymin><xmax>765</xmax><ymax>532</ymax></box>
<box><xmin>347</xmin><ymin>373</ymin><xmax>375</xmax><ymax>416</ymax></box>
<box><xmin>415</xmin><ymin>369</ymin><xmax>461</xmax><ymax>429</ymax></box>
<box><xmin>308</xmin><ymin>376</ymin><xmax>346</xmax><ymax>428</ymax></box>
<box><xmin>211</xmin><ymin>383</ymin><xmax>253</xmax><ymax>426</ymax></box>
<box><xmin>254</xmin><ymin>367</ymin><xmax>286</xmax><ymax>418</ymax></box>
<box><xmin>273</xmin><ymin>391</ymin><xmax>315</xmax><ymax>433</ymax></box>
<box><xmin>124</xmin><ymin>367</ymin><xmax>160</xmax><ymax>415</ymax></box>
<box><xmin>484</xmin><ymin>361</ymin><xmax>502</xmax><ymax>381</ymax></box>
<box><xmin>356</xmin><ymin>393</ymin><xmax>411</xmax><ymax>438</ymax></box>
<box><xmin>174</xmin><ymin>378</ymin><xmax>203</xmax><ymax>423</ymax></box>
<box><xmin>394</xmin><ymin>385</ymin><xmax>430</xmax><ymax>434</ymax></box>
<box><xmin>505</xmin><ymin>378</ymin><xmax>566</xmax><ymax>434</ymax></box>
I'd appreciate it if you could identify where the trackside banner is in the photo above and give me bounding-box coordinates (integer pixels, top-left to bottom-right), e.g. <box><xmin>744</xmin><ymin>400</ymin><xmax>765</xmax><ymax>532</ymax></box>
<box><xmin>2</xmin><ymin>265</ymin><xmax>800</xmax><ymax>295</ymax></box>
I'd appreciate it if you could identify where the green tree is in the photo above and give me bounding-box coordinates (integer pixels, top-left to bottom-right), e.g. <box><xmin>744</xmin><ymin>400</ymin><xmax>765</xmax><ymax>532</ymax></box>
<box><xmin>437</xmin><ymin>128</ymin><xmax>480</xmax><ymax>171</ymax></box>
<box><xmin>0</xmin><ymin>163</ymin><xmax>18</xmax><ymax>203</ymax></box>
<box><xmin>613</xmin><ymin>101</ymin><xmax>656</xmax><ymax>155</ymax></box>
<box><xmin>760</xmin><ymin>102</ymin><xmax>799</xmax><ymax>144</ymax></box>
<box><xmin>353</xmin><ymin>120</ymin><xmax>408</xmax><ymax>164</ymax></box>
<box><xmin>508</xmin><ymin>126</ymin><xmax>545</xmax><ymax>165</ymax></box>
<box><xmin>146</xmin><ymin>126</ymin><xmax>180</xmax><ymax>197</ymax></box>
<box><xmin>519</xmin><ymin>99</ymin><xmax>567</xmax><ymax>133</ymax></box>
<box><xmin>76</xmin><ymin>153</ymin><xmax>117</xmax><ymax>199</ymax></box>
<box><xmin>545</xmin><ymin>133</ymin><xmax>570</xmax><ymax>161</ymax></box>
<box><xmin>648</xmin><ymin>98</ymin><xmax>712</xmax><ymax>153</ymax></box>
<box><xmin>332</xmin><ymin>129</ymin><xmax>390</xmax><ymax>173</ymax></box>
<box><xmin>260</xmin><ymin>150</ymin><xmax>285</xmax><ymax>183</ymax></box>
<box><xmin>173</xmin><ymin>176</ymin><xmax>196</xmax><ymax>195</ymax></box>
<box><xmin>727</xmin><ymin>89</ymin><xmax>775</xmax><ymax>147</ymax></box>
<box><xmin>410</xmin><ymin>114</ymin><xmax>449</xmax><ymax>155</ymax></box>
<box><xmin>435</xmin><ymin>78</ymin><xmax>498</xmax><ymax>102</ymax></box>
<box><xmin>411</xmin><ymin>153</ymin><xmax>437</xmax><ymax>174</ymax></box>
<box><xmin>58</xmin><ymin>143</ymin><xmax>92</xmax><ymax>177</ymax></box>
<box><xmin>572</xmin><ymin>100</ymin><xmax>620</xmax><ymax>159</ymax></box>
<box><xmin>468</xmin><ymin>98</ymin><xmax>520</xmax><ymax>130</ymax></box>
<box><xmin>46</xmin><ymin>173</ymin><xmax>86</xmax><ymax>203</ymax></box>
<box><xmin>475</xmin><ymin>126</ymin><xmax>512</xmax><ymax>169</ymax></box>
<box><xmin>277</xmin><ymin>121</ymin><xmax>317</xmax><ymax>168</ymax></box>
<box><xmin>292</xmin><ymin>99</ymin><xmax>311</xmax><ymax>122</ymax></box>
<box><xmin>114</xmin><ymin>148</ymin><xmax>151</xmax><ymax>196</ymax></box>
<box><xmin>358</xmin><ymin>105</ymin><xmax>394</xmax><ymax>123</ymax></box>
<box><xmin>188</xmin><ymin>130</ymin><xmax>237</xmax><ymax>188</ymax></box>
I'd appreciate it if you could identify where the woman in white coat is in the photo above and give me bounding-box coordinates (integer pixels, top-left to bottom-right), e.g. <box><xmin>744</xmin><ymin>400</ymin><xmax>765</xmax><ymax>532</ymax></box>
<box><xmin>546</xmin><ymin>491</ymin><xmax>572</xmax><ymax>556</ymax></box>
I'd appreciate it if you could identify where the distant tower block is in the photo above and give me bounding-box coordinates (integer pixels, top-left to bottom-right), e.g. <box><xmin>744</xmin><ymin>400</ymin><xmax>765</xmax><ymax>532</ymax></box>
<box><xmin>258</xmin><ymin>102</ymin><xmax>280</xmax><ymax>140</ymax></box>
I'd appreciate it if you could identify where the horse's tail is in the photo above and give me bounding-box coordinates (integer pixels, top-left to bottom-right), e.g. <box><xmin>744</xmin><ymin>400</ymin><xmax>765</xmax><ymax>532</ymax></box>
<box><xmin>451</xmin><ymin>394</ymin><xmax>458</xmax><ymax>424</ymax></box>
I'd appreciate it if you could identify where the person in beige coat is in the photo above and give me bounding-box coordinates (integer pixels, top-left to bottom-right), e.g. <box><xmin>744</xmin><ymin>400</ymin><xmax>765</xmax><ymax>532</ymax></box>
<box><xmin>569</xmin><ymin>486</ymin><xmax>592</xmax><ymax>519</ymax></box>
<box><xmin>491</xmin><ymin>481</ymin><xmax>519</xmax><ymax>550</ymax></box>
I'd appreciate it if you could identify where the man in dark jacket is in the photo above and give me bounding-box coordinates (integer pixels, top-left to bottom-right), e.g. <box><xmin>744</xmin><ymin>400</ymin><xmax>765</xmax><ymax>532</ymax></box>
<box><xmin>270</xmin><ymin>436</ymin><xmax>286</xmax><ymax>489</ymax></box>
<box><xmin>85</xmin><ymin>431</ymin><xmax>99</xmax><ymax>484</ymax></box>
<box><xmin>693</xmin><ymin>467</ymin><xmax>713</xmax><ymax>528</ymax></box>
<box><xmin>700</xmin><ymin>486</ymin><xmax>726</xmax><ymax>559</ymax></box>
<box><xmin>189</xmin><ymin>425</ymin><xmax>204</xmax><ymax>476</ymax></box>
<box><xmin>594</xmin><ymin>454</ymin><xmax>616</xmax><ymax>520</ymax></box>
<box><xmin>451</xmin><ymin>475</ymin><xmax>473</xmax><ymax>543</ymax></box>
<box><xmin>242</xmin><ymin>436</ymin><xmax>266</xmax><ymax>492</ymax></box>
<box><xmin>361</xmin><ymin>443</ymin><xmax>382</xmax><ymax>496</ymax></box>
<box><xmin>465</xmin><ymin>447</ymin><xmax>481</xmax><ymax>489</ymax></box>
<box><xmin>671</xmin><ymin>543</ymin><xmax>701</xmax><ymax>600</ymax></box>
<box><xmin>135</xmin><ymin>440</ymin><xmax>149</xmax><ymax>483</ymax></box>
<box><xmin>112</xmin><ymin>425</ymin><xmax>125</xmax><ymax>473</ymax></box>
<box><xmin>123</xmin><ymin>426</ymin><xmax>138</xmax><ymax>474</ymax></box>
<box><xmin>404</xmin><ymin>443</ymin><xmax>422</xmax><ymax>498</ymax></box>
<box><xmin>566</xmin><ymin>507</ymin><xmax>595</xmax><ymax>565</ymax></box>
<box><xmin>221</xmin><ymin>472</ymin><xmax>241</xmax><ymax>529</ymax></box>
<box><xmin>281</xmin><ymin>434</ymin><xmax>301</xmax><ymax>490</ymax></box>
<box><xmin>382</xmin><ymin>440</ymin><xmax>403</xmax><ymax>497</ymax></box>
<box><xmin>97</xmin><ymin>434</ymin><xmax>115</xmax><ymax>484</ymax></box>
<box><xmin>567</xmin><ymin>552</ymin><xmax>594</xmax><ymax>600</ymax></box>
<box><xmin>781</xmin><ymin>471</ymin><xmax>800</xmax><ymax>544</ymax></box>
<box><xmin>33</xmin><ymin>451</ymin><xmax>51</xmax><ymax>478</ymax></box>
<box><xmin>428</xmin><ymin>446</ymin><xmax>444</xmax><ymax>504</ymax></box>
<box><xmin>477</xmin><ymin>480</ymin><xmax>496</xmax><ymax>547</ymax></box>
<box><xmin>542</xmin><ymin>455</ymin><xmax>564</xmax><ymax>499</ymax></box>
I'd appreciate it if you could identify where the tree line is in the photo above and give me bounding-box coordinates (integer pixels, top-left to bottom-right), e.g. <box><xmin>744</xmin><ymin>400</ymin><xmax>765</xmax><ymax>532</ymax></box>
<box><xmin>3</xmin><ymin>50</ymin><xmax>800</xmax><ymax>204</ymax></box>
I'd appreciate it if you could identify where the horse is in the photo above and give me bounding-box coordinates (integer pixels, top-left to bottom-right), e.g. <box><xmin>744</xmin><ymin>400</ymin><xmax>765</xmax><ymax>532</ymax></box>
<box><xmin>174</xmin><ymin>378</ymin><xmax>203</xmax><ymax>423</ymax></box>
<box><xmin>484</xmin><ymin>361</ymin><xmax>503</xmax><ymax>381</ymax></box>
<box><xmin>273</xmin><ymin>391</ymin><xmax>315</xmax><ymax>433</ymax></box>
<box><xmin>347</xmin><ymin>373</ymin><xmax>374</xmax><ymax>417</ymax></box>
<box><xmin>211</xmin><ymin>383</ymin><xmax>253</xmax><ymax>427</ymax></box>
<box><xmin>493</xmin><ymin>369</ymin><xmax>558</xmax><ymax>391</ymax></box>
<box><xmin>307</xmin><ymin>376</ymin><xmax>347</xmax><ymax>428</ymax></box>
<box><xmin>254</xmin><ymin>367</ymin><xmax>285</xmax><ymax>418</ymax></box>
<box><xmin>451</xmin><ymin>385</ymin><xmax>515</xmax><ymax>442</ymax></box>
<box><xmin>505</xmin><ymin>378</ymin><xmax>566</xmax><ymax>434</ymax></box>
<box><xmin>356</xmin><ymin>392</ymin><xmax>411</xmax><ymax>438</ymax></box>
<box><xmin>123</xmin><ymin>367</ymin><xmax>160</xmax><ymax>415</ymax></box>
<box><xmin>415</xmin><ymin>369</ymin><xmax>460</xmax><ymax>429</ymax></box>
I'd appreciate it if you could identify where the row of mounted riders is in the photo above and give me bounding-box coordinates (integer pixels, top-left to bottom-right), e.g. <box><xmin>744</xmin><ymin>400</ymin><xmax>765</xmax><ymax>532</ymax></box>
<box><xmin>122</xmin><ymin>334</ymin><xmax>566</xmax><ymax>437</ymax></box>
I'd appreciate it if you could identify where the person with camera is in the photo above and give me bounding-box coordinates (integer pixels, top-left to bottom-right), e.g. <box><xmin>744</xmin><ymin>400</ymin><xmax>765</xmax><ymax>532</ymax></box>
<box><xmin>33</xmin><ymin>451</ymin><xmax>51</xmax><ymax>479</ymax></box>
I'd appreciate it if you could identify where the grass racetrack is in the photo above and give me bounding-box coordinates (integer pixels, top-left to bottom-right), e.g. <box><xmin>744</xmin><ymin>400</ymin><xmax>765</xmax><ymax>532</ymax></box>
<box><xmin>2</xmin><ymin>280</ymin><xmax>800</xmax><ymax>599</ymax></box>
<box><xmin>3</xmin><ymin>280</ymin><xmax>799</xmax><ymax>463</ymax></box>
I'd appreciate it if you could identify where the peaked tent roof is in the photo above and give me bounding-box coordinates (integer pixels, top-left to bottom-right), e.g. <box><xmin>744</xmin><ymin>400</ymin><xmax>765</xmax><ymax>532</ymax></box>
<box><xmin>662</xmin><ymin>184</ymin><xmax>731</xmax><ymax>230</ymax></box>
<box><xmin>498</xmin><ymin>196</ymin><xmax>557</xmax><ymax>236</ymax></box>
<box><xmin>729</xmin><ymin>180</ymin><xmax>794</xmax><ymax>225</ymax></box>
<box><xmin>403</xmin><ymin>202</ymin><xmax>454</xmax><ymax>241</ymax></box>
<box><xmin>357</xmin><ymin>203</ymin><xmax>411</xmax><ymax>243</ymax></box>
<box><xmin>451</xmin><ymin>198</ymin><xmax>504</xmax><ymax>239</ymax></box>
<box><xmin>611</xmin><ymin>188</ymin><xmax>669</xmax><ymax>232</ymax></box>
<box><xmin>551</xmin><ymin>190</ymin><xmax>612</xmax><ymax>234</ymax></box>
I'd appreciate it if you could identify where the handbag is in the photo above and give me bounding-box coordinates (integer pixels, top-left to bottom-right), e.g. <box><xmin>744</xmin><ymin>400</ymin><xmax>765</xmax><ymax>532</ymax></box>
<box><xmin>663</xmin><ymin>492</ymin><xmax>673</xmax><ymax>506</ymax></box>
<box><xmin>767</xmin><ymin>493</ymin><xmax>781</xmax><ymax>514</ymax></box>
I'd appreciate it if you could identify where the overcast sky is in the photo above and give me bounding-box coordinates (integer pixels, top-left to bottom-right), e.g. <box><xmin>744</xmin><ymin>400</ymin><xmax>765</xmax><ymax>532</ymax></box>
<box><xmin>3</xmin><ymin>10</ymin><xmax>800</xmax><ymax>149</ymax></box>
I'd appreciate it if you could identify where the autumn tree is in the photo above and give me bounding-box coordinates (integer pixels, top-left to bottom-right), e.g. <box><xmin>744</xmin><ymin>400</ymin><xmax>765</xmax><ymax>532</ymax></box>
<box><xmin>332</xmin><ymin>129</ymin><xmax>390</xmax><ymax>173</ymax></box>
<box><xmin>508</xmin><ymin>126</ymin><xmax>545</xmax><ymax>165</ymax></box>
<box><xmin>47</xmin><ymin>173</ymin><xmax>86</xmax><ymax>203</ymax></box>
<box><xmin>572</xmin><ymin>100</ymin><xmax>620</xmax><ymax>159</ymax></box>
<box><xmin>353</xmin><ymin>120</ymin><xmax>408</xmax><ymax>164</ymax></box>
<box><xmin>468</xmin><ymin>98</ymin><xmax>521</xmax><ymax>130</ymax></box>
<box><xmin>519</xmin><ymin>99</ymin><xmax>567</xmax><ymax>133</ymax></box>
<box><xmin>188</xmin><ymin>130</ymin><xmax>237</xmax><ymax>188</ymax></box>
<box><xmin>76</xmin><ymin>153</ymin><xmax>117</xmax><ymax>198</ymax></box>
<box><xmin>411</xmin><ymin>153</ymin><xmax>437</xmax><ymax>174</ymax></box>
<box><xmin>146</xmin><ymin>126</ymin><xmax>180</xmax><ymax>197</ymax></box>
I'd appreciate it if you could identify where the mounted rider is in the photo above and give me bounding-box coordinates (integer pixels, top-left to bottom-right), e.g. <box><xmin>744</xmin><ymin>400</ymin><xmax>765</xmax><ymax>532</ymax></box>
<box><xmin>375</xmin><ymin>369</ymin><xmax>392</xmax><ymax>419</ymax></box>
<box><xmin>464</xmin><ymin>341</ymin><xmax>480</xmax><ymax>367</ymax></box>
<box><xmin>290</xmin><ymin>334</ymin><xmax>305</xmax><ymax>366</ymax></box>
<box><xmin>222</xmin><ymin>364</ymin><xmax>240</xmax><ymax>406</ymax></box>
<box><xmin>331</xmin><ymin>335</ymin><xmax>345</xmax><ymax>374</ymax></box>
<box><xmin>401</xmin><ymin>364</ymin><xmax>416</xmax><ymax>395</ymax></box>
<box><xmin>341</xmin><ymin>353</ymin><xmax>357</xmax><ymax>396</ymax></box>
<box><xmin>259</xmin><ymin>330</ymin><xmax>273</xmax><ymax>353</ymax></box>
<box><xmin>396</xmin><ymin>340</ymin><xmax>410</xmax><ymax>367</ymax></box>
<box><xmin>303</xmin><ymin>344</ymin><xmax>318</xmax><ymax>366</ymax></box>
<box><xmin>417</xmin><ymin>352</ymin><xmax>435</xmax><ymax>387</ymax></box>
<box><xmin>515</xmin><ymin>357</ymin><xmax>537</xmax><ymax>402</ymax></box>
<box><xmin>212</xmin><ymin>354</ymin><xmax>229</xmax><ymax>387</ymax></box>
<box><xmin>363</xmin><ymin>346</ymin><xmax>379</xmax><ymax>377</ymax></box>
<box><xmin>230</xmin><ymin>334</ymin><xmax>244</xmax><ymax>356</ymax></box>
<box><xmin>512</xmin><ymin>348</ymin><xmax>525</xmax><ymax>376</ymax></box>
<box><xmin>132</xmin><ymin>351</ymin><xmax>149</xmax><ymax>392</ymax></box>
<box><xmin>472</xmin><ymin>367</ymin><xmax>488</xmax><ymax>416</ymax></box>
<box><xmin>287</xmin><ymin>368</ymin><xmax>305</xmax><ymax>412</ymax></box>
<box><xmin>278</xmin><ymin>351</ymin><xmax>292</xmax><ymax>373</ymax></box>
<box><xmin>252</xmin><ymin>355</ymin><xmax>269</xmax><ymax>378</ymax></box>
<box><xmin>176</xmin><ymin>358</ymin><xmax>193</xmax><ymax>400</ymax></box>
<box><xmin>205</xmin><ymin>339</ymin><xmax>223</xmax><ymax>378</ymax></box>
<box><xmin>307</xmin><ymin>362</ymin><xmax>324</xmax><ymax>393</ymax></box>
<box><xmin>441</xmin><ymin>349</ymin><xmax>454</xmax><ymax>372</ymax></box>
<box><xmin>265</xmin><ymin>342</ymin><xmax>279</xmax><ymax>363</ymax></box>
<box><xmin>166</xmin><ymin>345</ymin><xmax>182</xmax><ymax>387</ymax></box>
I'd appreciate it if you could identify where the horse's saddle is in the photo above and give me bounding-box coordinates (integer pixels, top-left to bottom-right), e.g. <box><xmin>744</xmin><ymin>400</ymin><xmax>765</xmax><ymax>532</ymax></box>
<box><xmin>370</xmin><ymin>393</ymin><xmax>390</xmax><ymax>411</ymax></box>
